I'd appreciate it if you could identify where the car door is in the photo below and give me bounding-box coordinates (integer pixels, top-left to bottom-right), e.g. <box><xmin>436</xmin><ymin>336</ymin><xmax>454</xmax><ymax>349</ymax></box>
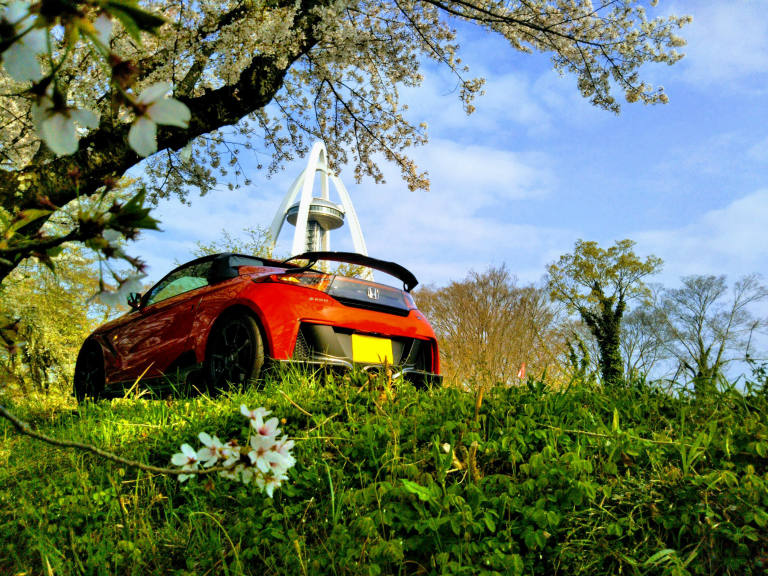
<box><xmin>109</xmin><ymin>259</ymin><xmax>214</xmax><ymax>382</ymax></box>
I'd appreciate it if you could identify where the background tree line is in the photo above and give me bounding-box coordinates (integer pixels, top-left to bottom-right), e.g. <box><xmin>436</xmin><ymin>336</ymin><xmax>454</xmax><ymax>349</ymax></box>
<box><xmin>417</xmin><ymin>239</ymin><xmax>767</xmax><ymax>393</ymax></box>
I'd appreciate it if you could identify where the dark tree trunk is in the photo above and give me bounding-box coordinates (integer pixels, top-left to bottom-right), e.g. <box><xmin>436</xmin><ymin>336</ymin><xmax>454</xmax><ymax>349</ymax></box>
<box><xmin>581</xmin><ymin>295</ymin><xmax>625</xmax><ymax>386</ymax></box>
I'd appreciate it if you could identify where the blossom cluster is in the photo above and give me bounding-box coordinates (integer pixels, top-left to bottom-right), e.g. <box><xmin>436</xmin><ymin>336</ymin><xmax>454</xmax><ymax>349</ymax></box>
<box><xmin>0</xmin><ymin>1</ymin><xmax>190</xmax><ymax>157</ymax></box>
<box><xmin>171</xmin><ymin>405</ymin><xmax>296</xmax><ymax>497</ymax></box>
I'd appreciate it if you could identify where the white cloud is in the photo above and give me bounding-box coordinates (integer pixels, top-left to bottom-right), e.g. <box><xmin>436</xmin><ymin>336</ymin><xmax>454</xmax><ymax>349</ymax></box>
<box><xmin>401</xmin><ymin>33</ymin><xmax>608</xmax><ymax>143</ymax></box>
<box><xmin>636</xmin><ymin>189</ymin><xmax>768</xmax><ymax>281</ymax></box>
<box><xmin>674</xmin><ymin>1</ymin><xmax>768</xmax><ymax>87</ymax></box>
<box><xmin>132</xmin><ymin>181</ymin><xmax>290</xmax><ymax>281</ymax></box>
<box><xmin>401</xmin><ymin>68</ymin><xmax>553</xmax><ymax>138</ymax></box>
<box><xmin>131</xmin><ymin>138</ymin><xmax>567</xmax><ymax>287</ymax></box>
<box><xmin>336</xmin><ymin>139</ymin><xmax>569</xmax><ymax>284</ymax></box>
<box><xmin>416</xmin><ymin>138</ymin><xmax>554</xmax><ymax>201</ymax></box>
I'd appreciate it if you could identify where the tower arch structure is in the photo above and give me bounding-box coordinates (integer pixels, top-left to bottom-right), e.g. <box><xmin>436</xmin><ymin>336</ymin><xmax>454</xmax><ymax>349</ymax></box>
<box><xmin>269</xmin><ymin>141</ymin><xmax>371</xmax><ymax>277</ymax></box>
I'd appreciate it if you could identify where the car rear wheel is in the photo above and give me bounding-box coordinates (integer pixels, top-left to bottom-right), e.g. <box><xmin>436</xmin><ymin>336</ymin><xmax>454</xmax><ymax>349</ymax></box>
<box><xmin>205</xmin><ymin>312</ymin><xmax>264</xmax><ymax>393</ymax></box>
<box><xmin>74</xmin><ymin>340</ymin><xmax>105</xmax><ymax>402</ymax></box>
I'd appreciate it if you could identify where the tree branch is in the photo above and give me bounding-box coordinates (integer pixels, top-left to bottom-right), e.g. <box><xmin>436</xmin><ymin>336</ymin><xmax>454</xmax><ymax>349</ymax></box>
<box><xmin>0</xmin><ymin>3</ymin><xmax>325</xmax><ymax>283</ymax></box>
<box><xmin>0</xmin><ymin>403</ymin><xmax>228</xmax><ymax>477</ymax></box>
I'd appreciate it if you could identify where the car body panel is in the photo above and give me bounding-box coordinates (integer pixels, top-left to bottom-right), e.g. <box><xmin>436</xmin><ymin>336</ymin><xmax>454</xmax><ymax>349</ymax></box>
<box><xmin>82</xmin><ymin>253</ymin><xmax>440</xmax><ymax>393</ymax></box>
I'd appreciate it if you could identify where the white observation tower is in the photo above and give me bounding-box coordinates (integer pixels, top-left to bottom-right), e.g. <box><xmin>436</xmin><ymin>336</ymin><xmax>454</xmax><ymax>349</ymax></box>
<box><xmin>269</xmin><ymin>141</ymin><xmax>371</xmax><ymax>277</ymax></box>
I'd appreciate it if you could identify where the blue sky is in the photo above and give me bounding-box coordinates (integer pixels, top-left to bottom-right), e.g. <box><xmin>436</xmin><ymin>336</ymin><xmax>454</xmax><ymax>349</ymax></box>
<box><xmin>134</xmin><ymin>0</ymin><xmax>768</xmax><ymax>293</ymax></box>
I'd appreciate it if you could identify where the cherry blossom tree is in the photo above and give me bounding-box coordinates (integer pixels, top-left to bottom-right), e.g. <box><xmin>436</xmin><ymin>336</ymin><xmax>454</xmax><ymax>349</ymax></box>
<box><xmin>0</xmin><ymin>0</ymin><xmax>690</xmax><ymax>296</ymax></box>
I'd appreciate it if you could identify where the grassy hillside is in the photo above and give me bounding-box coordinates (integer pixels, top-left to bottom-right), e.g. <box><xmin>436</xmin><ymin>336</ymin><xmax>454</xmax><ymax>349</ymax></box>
<box><xmin>1</xmin><ymin>371</ymin><xmax>767</xmax><ymax>575</ymax></box>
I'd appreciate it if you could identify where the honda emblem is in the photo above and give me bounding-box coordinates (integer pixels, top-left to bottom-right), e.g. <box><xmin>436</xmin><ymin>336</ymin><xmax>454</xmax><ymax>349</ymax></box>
<box><xmin>367</xmin><ymin>286</ymin><xmax>380</xmax><ymax>300</ymax></box>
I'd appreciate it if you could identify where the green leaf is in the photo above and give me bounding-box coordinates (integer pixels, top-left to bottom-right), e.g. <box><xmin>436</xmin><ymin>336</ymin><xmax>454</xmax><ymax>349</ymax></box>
<box><xmin>755</xmin><ymin>441</ymin><xmax>766</xmax><ymax>458</ymax></box>
<box><xmin>612</xmin><ymin>408</ymin><xmax>620</xmax><ymax>432</ymax></box>
<box><xmin>400</xmin><ymin>479</ymin><xmax>432</xmax><ymax>502</ymax></box>
<box><xmin>45</xmin><ymin>245</ymin><xmax>64</xmax><ymax>259</ymax></box>
<box><xmin>509</xmin><ymin>554</ymin><xmax>524</xmax><ymax>576</ymax></box>
<box><xmin>483</xmin><ymin>513</ymin><xmax>496</xmax><ymax>533</ymax></box>
<box><xmin>449</xmin><ymin>515</ymin><xmax>462</xmax><ymax>536</ymax></box>
<box><xmin>112</xmin><ymin>189</ymin><xmax>161</xmax><ymax>231</ymax></box>
<box><xmin>5</xmin><ymin>209</ymin><xmax>52</xmax><ymax>238</ymax></box>
<box><xmin>107</xmin><ymin>7</ymin><xmax>142</xmax><ymax>43</ymax></box>
<box><xmin>106</xmin><ymin>1</ymin><xmax>167</xmax><ymax>33</ymax></box>
<box><xmin>644</xmin><ymin>549</ymin><xmax>678</xmax><ymax>566</ymax></box>
<box><xmin>523</xmin><ymin>528</ymin><xmax>537</xmax><ymax>550</ymax></box>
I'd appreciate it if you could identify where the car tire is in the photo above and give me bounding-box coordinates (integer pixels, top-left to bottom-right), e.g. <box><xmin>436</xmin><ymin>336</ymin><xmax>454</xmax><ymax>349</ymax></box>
<box><xmin>204</xmin><ymin>312</ymin><xmax>264</xmax><ymax>393</ymax></box>
<box><xmin>74</xmin><ymin>340</ymin><xmax>105</xmax><ymax>402</ymax></box>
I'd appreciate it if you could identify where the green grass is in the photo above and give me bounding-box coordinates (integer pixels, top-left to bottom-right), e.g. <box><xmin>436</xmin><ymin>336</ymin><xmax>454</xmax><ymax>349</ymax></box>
<box><xmin>1</xmin><ymin>371</ymin><xmax>767</xmax><ymax>575</ymax></box>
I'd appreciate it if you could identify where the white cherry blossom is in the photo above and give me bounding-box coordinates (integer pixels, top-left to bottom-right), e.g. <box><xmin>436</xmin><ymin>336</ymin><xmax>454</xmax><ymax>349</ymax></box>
<box><xmin>102</xmin><ymin>229</ymin><xmax>122</xmax><ymax>247</ymax></box>
<box><xmin>171</xmin><ymin>405</ymin><xmax>296</xmax><ymax>496</ymax></box>
<box><xmin>240</xmin><ymin>404</ymin><xmax>271</xmax><ymax>422</ymax></box>
<box><xmin>30</xmin><ymin>96</ymin><xmax>99</xmax><ymax>156</ymax></box>
<box><xmin>92</xmin><ymin>13</ymin><xmax>113</xmax><ymax>48</ymax></box>
<box><xmin>256</xmin><ymin>471</ymin><xmax>288</xmax><ymax>498</ymax></box>
<box><xmin>252</xmin><ymin>414</ymin><xmax>281</xmax><ymax>438</ymax></box>
<box><xmin>128</xmin><ymin>82</ymin><xmax>191</xmax><ymax>157</ymax></box>
<box><xmin>273</xmin><ymin>435</ymin><xmax>297</xmax><ymax>469</ymax></box>
<box><xmin>197</xmin><ymin>432</ymin><xmax>231</xmax><ymax>468</ymax></box>
<box><xmin>240</xmin><ymin>466</ymin><xmax>256</xmax><ymax>485</ymax></box>
<box><xmin>1</xmin><ymin>1</ymin><xmax>46</xmax><ymax>82</ymax></box>
<box><xmin>171</xmin><ymin>443</ymin><xmax>198</xmax><ymax>466</ymax></box>
<box><xmin>97</xmin><ymin>273</ymin><xmax>146</xmax><ymax>307</ymax></box>
<box><xmin>170</xmin><ymin>443</ymin><xmax>200</xmax><ymax>482</ymax></box>
<box><xmin>248</xmin><ymin>435</ymin><xmax>284</xmax><ymax>474</ymax></box>
<box><xmin>96</xmin><ymin>290</ymin><xmax>122</xmax><ymax>308</ymax></box>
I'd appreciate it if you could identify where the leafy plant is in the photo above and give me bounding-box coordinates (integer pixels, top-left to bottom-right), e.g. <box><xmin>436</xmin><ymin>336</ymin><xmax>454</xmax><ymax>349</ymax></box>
<box><xmin>1</xmin><ymin>369</ymin><xmax>766</xmax><ymax>575</ymax></box>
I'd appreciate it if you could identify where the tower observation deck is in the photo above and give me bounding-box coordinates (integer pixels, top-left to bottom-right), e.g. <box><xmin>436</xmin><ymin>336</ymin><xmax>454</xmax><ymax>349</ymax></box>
<box><xmin>285</xmin><ymin>197</ymin><xmax>344</xmax><ymax>252</ymax></box>
<box><xmin>269</xmin><ymin>141</ymin><xmax>371</xmax><ymax>277</ymax></box>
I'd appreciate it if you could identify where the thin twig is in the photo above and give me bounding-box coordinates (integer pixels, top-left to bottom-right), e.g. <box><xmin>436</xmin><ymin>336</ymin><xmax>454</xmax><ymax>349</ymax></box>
<box><xmin>278</xmin><ymin>389</ymin><xmax>313</xmax><ymax>417</ymax></box>
<box><xmin>305</xmin><ymin>414</ymin><xmax>338</xmax><ymax>434</ymax></box>
<box><xmin>541</xmin><ymin>423</ymin><xmax>693</xmax><ymax>447</ymax></box>
<box><xmin>0</xmin><ymin>403</ymin><xmax>228</xmax><ymax>477</ymax></box>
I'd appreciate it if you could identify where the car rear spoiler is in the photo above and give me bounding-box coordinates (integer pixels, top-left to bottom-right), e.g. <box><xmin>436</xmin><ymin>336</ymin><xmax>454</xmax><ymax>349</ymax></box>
<box><xmin>284</xmin><ymin>251</ymin><xmax>419</xmax><ymax>292</ymax></box>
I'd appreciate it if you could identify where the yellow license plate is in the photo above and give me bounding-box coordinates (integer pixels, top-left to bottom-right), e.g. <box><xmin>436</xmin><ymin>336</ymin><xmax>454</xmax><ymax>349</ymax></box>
<box><xmin>352</xmin><ymin>334</ymin><xmax>393</xmax><ymax>364</ymax></box>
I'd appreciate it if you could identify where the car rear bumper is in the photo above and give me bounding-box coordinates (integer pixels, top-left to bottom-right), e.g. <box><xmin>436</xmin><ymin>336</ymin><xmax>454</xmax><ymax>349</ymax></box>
<box><xmin>289</xmin><ymin>321</ymin><xmax>438</xmax><ymax>377</ymax></box>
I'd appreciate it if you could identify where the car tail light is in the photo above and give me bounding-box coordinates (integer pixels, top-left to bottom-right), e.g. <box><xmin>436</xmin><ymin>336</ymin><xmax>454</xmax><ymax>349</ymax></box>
<box><xmin>430</xmin><ymin>339</ymin><xmax>440</xmax><ymax>373</ymax></box>
<box><xmin>402</xmin><ymin>291</ymin><xmax>417</xmax><ymax>310</ymax></box>
<box><xmin>266</xmin><ymin>272</ymin><xmax>332</xmax><ymax>293</ymax></box>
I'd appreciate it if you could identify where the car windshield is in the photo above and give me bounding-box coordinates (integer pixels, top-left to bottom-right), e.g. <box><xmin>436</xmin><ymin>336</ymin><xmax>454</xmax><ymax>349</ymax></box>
<box><xmin>145</xmin><ymin>260</ymin><xmax>213</xmax><ymax>305</ymax></box>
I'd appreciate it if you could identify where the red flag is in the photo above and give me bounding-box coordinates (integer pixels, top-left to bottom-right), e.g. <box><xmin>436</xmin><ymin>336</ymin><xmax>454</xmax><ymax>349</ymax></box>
<box><xmin>517</xmin><ymin>362</ymin><xmax>526</xmax><ymax>379</ymax></box>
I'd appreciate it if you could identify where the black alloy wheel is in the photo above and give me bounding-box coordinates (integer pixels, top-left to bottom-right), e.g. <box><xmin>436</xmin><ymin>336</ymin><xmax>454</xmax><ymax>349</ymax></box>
<box><xmin>73</xmin><ymin>340</ymin><xmax>105</xmax><ymax>401</ymax></box>
<box><xmin>205</xmin><ymin>313</ymin><xmax>264</xmax><ymax>393</ymax></box>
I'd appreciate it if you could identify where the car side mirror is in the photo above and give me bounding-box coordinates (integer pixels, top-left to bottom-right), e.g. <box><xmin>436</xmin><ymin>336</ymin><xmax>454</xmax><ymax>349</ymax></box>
<box><xmin>127</xmin><ymin>292</ymin><xmax>142</xmax><ymax>310</ymax></box>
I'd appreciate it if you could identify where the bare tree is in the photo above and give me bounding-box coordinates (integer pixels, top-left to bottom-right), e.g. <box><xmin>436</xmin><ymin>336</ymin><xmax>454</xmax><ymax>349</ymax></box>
<box><xmin>416</xmin><ymin>266</ymin><xmax>565</xmax><ymax>388</ymax></box>
<box><xmin>658</xmin><ymin>274</ymin><xmax>768</xmax><ymax>394</ymax></box>
<box><xmin>620</xmin><ymin>303</ymin><xmax>669</xmax><ymax>381</ymax></box>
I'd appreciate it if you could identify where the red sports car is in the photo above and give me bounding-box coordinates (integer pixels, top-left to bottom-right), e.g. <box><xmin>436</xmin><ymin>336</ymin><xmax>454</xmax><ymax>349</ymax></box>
<box><xmin>74</xmin><ymin>251</ymin><xmax>441</xmax><ymax>399</ymax></box>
